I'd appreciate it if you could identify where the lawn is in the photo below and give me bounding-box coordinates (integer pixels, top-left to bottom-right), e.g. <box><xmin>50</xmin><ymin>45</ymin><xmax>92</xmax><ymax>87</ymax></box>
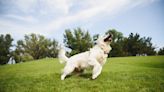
<box><xmin>0</xmin><ymin>56</ymin><xmax>164</xmax><ymax>92</ymax></box>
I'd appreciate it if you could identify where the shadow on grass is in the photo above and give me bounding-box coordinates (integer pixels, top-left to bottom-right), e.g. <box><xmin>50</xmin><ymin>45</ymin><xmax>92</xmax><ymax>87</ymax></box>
<box><xmin>79</xmin><ymin>73</ymin><xmax>92</xmax><ymax>79</ymax></box>
<box><xmin>61</xmin><ymin>72</ymin><xmax>92</xmax><ymax>80</ymax></box>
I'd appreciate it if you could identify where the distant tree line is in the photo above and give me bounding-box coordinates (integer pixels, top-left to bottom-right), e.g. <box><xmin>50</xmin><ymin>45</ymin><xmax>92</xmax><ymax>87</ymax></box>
<box><xmin>0</xmin><ymin>28</ymin><xmax>164</xmax><ymax>65</ymax></box>
<box><xmin>64</xmin><ymin>28</ymin><xmax>93</xmax><ymax>56</ymax></box>
<box><xmin>64</xmin><ymin>28</ymin><xmax>158</xmax><ymax>57</ymax></box>
<box><xmin>0</xmin><ymin>34</ymin><xmax>13</xmax><ymax>64</ymax></box>
<box><xmin>13</xmin><ymin>34</ymin><xmax>58</xmax><ymax>63</ymax></box>
<box><xmin>0</xmin><ymin>34</ymin><xmax>58</xmax><ymax>65</ymax></box>
<box><xmin>107</xmin><ymin>29</ymin><xmax>157</xmax><ymax>57</ymax></box>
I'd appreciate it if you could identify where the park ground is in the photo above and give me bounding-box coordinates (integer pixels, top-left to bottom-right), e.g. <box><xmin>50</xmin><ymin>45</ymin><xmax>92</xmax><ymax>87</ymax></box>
<box><xmin>0</xmin><ymin>56</ymin><xmax>164</xmax><ymax>92</ymax></box>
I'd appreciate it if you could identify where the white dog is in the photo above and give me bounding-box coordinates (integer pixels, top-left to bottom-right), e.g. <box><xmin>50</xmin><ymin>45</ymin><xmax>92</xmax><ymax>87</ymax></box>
<box><xmin>58</xmin><ymin>34</ymin><xmax>112</xmax><ymax>80</ymax></box>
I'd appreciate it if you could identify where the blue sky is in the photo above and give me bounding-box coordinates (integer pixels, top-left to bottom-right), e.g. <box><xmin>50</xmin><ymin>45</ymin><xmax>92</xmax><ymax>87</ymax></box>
<box><xmin>0</xmin><ymin>0</ymin><xmax>163</xmax><ymax>50</ymax></box>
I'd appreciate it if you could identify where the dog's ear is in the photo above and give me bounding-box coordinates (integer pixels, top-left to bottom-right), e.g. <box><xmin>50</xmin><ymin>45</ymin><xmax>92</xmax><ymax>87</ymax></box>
<box><xmin>104</xmin><ymin>34</ymin><xmax>113</xmax><ymax>42</ymax></box>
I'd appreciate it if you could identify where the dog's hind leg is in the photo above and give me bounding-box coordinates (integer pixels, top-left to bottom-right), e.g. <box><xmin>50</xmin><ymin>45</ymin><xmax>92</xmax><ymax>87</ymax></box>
<box><xmin>61</xmin><ymin>65</ymin><xmax>75</xmax><ymax>80</ymax></box>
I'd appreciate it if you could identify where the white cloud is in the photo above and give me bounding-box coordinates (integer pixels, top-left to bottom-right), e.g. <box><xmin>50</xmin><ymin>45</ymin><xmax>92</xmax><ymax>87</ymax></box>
<box><xmin>0</xmin><ymin>20</ymin><xmax>41</xmax><ymax>35</ymax></box>
<box><xmin>0</xmin><ymin>0</ymin><xmax>157</xmax><ymax>37</ymax></box>
<box><xmin>45</xmin><ymin>0</ymin><xmax>155</xmax><ymax>31</ymax></box>
<box><xmin>45</xmin><ymin>0</ymin><xmax>72</xmax><ymax>14</ymax></box>
<box><xmin>4</xmin><ymin>14</ymin><xmax>37</xmax><ymax>23</ymax></box>
<box><xmin>10</xmin><ymin>0</ymin><xmax>72</xmax><ymax>15</ymax></box>
<box><xmin>12</xmin><ymin>0</ymin><xmax>36</xmax><ymax>14</ymax></box>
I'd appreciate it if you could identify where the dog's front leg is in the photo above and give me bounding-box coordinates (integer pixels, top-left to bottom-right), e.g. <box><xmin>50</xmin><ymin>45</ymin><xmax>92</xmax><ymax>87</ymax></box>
<box><xmin>92</xmin><ymin>63</ymin><xmax>102</xmax><ymax>79</ymax></box>
<box><xmin>89</xmin><ymin>58</ymin><xmax>102</xmax><ymax>79</ymax></box>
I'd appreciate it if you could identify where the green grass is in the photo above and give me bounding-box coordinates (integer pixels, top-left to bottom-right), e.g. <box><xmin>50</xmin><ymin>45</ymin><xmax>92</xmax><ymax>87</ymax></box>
<box><xmin>0</xmin><ymin>56</ymin><xmax>164</xmax><ymax>92</ymax></box>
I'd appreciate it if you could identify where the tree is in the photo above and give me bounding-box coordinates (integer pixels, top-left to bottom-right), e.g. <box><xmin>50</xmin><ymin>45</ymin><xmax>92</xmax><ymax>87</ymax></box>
<box><xmin>93</xmin><ymin>34</ymin><xmax>99</xmax><ymax>44</ymax></box>
<box><xmin>64</xmin><ymin>28</ymin><xmax>93</xmax><ymax>56</ymax></box>
<box><xmin>158</xmin><ymin>47</ymin><xmax>164</xmax><ymax>55</ymax></box>
<box><xmin>140</xmin><ymin>37</ymin><xmax>156</xmax><ymax>55</ymax></box>
<box><xmin>15</xmin><ymin>33</ymin><xmax>58</xmax><ymax>62</ymax></box>
<box><xmin>126</xmin><ymin>33</ymin><xmax>141</xmax><ymax>56</ymax></box>
<box><xmin>47</xmin><ymin>39</ymin><xmax>59</xmax><ymax>58</ymax></box>
<box><xmin>0</xmin><ymin>34</ymin><xmax>13</xmax><ymax>65</ymax></box>
<box><xmin>125</xmin><ymin>33</ymin><xmax>156</xmax><ymax>56</ymax></box>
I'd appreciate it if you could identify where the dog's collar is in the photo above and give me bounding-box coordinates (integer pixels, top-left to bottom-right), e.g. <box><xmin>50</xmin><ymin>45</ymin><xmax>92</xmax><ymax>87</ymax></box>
<box><xmin>103</xmin><ymin>50</ymin><xmax>109</xmax><ymax>54</ymax></box>
<box><xmin>97</xmin><ymin>45</ymin><xmax>109</xmax><ymax>54</ymax></box>
<box><xmin>104</xmin><ymin>51</ymin><xmax>109</xmax><ymax>54</ymax></box>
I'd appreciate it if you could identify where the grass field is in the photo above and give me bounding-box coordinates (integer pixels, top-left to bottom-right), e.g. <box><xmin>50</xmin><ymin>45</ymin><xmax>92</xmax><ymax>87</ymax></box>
<box><xmin>0</xmin><ymin>56</ymin><xmax>164</xmax><ymax>92</ymax></box>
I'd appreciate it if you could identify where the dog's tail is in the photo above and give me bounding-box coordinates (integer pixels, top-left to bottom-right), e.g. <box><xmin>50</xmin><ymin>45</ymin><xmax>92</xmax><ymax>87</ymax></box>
<box><xmin>58</xmin><ymin>47</ymin><xmax>69</xmax><ymax>64</ymax></box>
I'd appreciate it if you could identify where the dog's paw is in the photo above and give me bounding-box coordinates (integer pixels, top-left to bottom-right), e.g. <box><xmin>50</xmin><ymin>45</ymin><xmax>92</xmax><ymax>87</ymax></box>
<box><xmin>61</xmin><ymin>75</ymin><xmax>65</xmax><ymax>80</ymax></box>
<box><xmin>91</xmin><ymin>75</ymin><xmax>97</xmax><ymax>80</ymax></box>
